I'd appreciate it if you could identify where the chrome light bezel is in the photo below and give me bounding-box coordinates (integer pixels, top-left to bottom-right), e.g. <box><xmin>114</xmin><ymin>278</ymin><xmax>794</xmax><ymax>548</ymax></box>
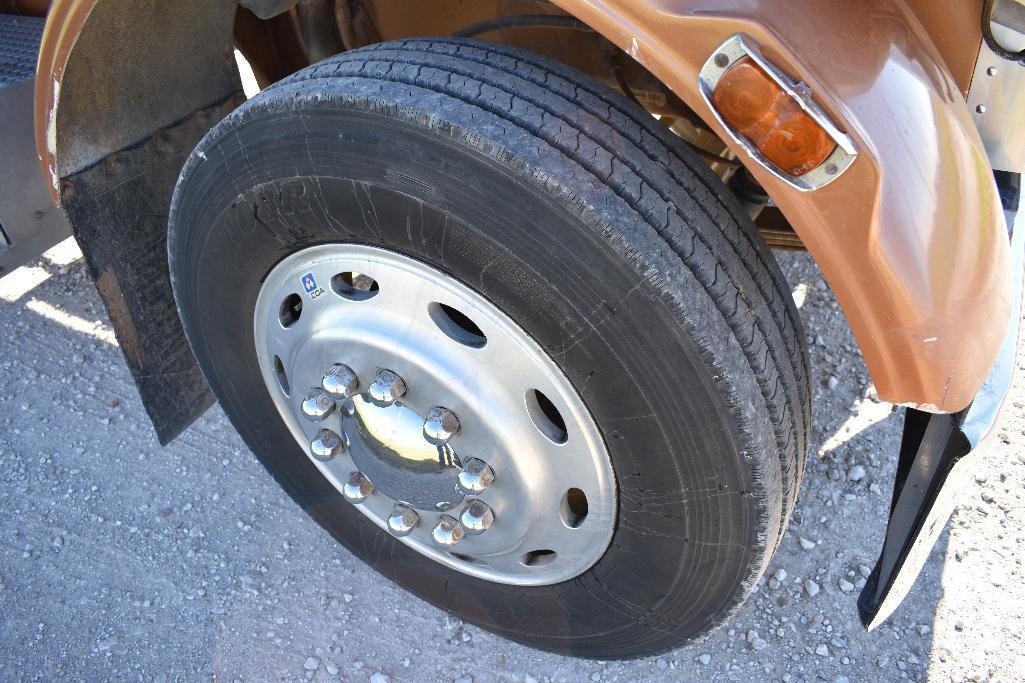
<box><xmin>698</xmin><ymin>34</ymin><xmax>858</xmax><ymax>192</ymax></box>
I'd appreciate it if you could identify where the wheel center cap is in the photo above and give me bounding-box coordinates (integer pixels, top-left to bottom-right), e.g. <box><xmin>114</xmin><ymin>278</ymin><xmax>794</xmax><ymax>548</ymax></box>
<box><xmin>344</xmin><ymin>395</ymin><xmax>464</xmax><ymax>509</ymax></box>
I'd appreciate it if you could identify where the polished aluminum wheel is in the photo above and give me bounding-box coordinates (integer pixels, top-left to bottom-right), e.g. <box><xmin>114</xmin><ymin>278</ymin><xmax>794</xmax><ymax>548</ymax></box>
<box><xmin>253</xmin><ymin>244</ymin><xmax>615</xmax><ymax>585</ymax></box>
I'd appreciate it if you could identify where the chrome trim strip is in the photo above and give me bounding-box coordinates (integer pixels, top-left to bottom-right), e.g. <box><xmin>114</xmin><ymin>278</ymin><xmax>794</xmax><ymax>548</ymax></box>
<box><xmin>962</xmin><ymin>203</ymin><xmax>1024</xmax><ymax>446</ymax></box>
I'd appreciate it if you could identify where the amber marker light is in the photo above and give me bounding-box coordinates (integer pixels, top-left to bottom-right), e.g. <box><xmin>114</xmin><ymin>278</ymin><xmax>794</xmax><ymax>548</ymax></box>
<box><xmin>700</xmin><ymin>35</ymin><xmax>857</xmax><ymax>190</ymax></box>
<box><xmin>711</xmin><ymin>57</ymin><xmax>836</xmax><ymax>176</ymax></box>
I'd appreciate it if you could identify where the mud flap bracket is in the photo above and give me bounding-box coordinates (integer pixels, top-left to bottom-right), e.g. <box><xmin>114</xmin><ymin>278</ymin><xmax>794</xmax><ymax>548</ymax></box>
<box><xmin>858</xmin><ymin>171</ymin><xmax>1023</xmax><ymax>629</ymax></box>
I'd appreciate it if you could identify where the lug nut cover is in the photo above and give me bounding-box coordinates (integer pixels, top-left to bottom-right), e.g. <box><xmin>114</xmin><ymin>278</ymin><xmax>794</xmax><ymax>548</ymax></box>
<box><xmin>460</xmin><ymin>499</ymin><xmax>495</xmax><ymax>535</ymax></box>
<box><xmin>369</xmin><ymin>369</ymin><xmax>407</xmax><ymax>404</ymax></box>
<box><xmin>431</xmin><ymin>515</ymin><xmax>465</xmax><ymax>546</ymax></box>
<box><xmin>322</xmin><ymin>363</ymin><xmax>359</xmax><ymax>398</ymax></box>
<box><xmin>342</xmin><ymin>471</ymin><xmax>374</xmax><ymax>503</ymax></box>
<box><xmin>423</xmin><ymin>406</ymin><xmax>460</xmax><ymax>443</ymax></box>
<box><xmin>387</xmin><ymin>505</ymin><xmax>421</xmax><ymax>537</ymax></box>
<box><xmin>301</xmin><ymin>388</ymin><xmax>336</xmax><ymax>421</ymax></box>
<box><xmin>457</xmin><ymin>458</ymin><xmax>495</xmax><ymax>494</ymax></box>
<box><xmin>310</xmin><ymin>429</ymin><xmax>346</xmax><ymax>461</ymax></box>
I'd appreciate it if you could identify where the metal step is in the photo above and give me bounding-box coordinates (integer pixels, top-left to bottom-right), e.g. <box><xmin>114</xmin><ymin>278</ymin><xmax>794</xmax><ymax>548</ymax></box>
<box><xmin>0</xmin><ymin>14</ymin><xmax>44</xmax><ymax>87</ymax></box>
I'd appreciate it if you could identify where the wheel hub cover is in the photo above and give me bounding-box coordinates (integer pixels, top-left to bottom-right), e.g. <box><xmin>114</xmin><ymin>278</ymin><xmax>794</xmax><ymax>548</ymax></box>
<box><xmin>347</xmin><ymin>395</ymin><xmax>464</xmax><ymax>509</ymax></box>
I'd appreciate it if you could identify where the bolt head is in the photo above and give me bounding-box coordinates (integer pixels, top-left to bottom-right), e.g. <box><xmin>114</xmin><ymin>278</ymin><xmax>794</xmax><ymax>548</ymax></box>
<box><xmin>423</xmin><ymin>407</ymin><xmax>460</xmax><ymax>443</ymax></box>
<box><xmin>322</xmin><ymin>364</ymin><xmax>359</xmax><ymax>398</ymax></box>
<box><xmin>987</xmin><ymin>66</ymin><xmax>999</xmax><ymax>76</ymax></box>
<box><xmin>342</xmin><ymin>471</ymin><xmax>374</xmax><ymax>503</ymax></box>
<box><xmin>387</xmin><ymin>505</ymin><xmax>420</xmax><ymax>537</ymax></box>
<box><xmin>457</xmin><ymin>458</ymin><xmax>495</xmax><ymax>494</ymax></box>
<box><xmin>460</xmin><ymin>499</ymin><xmax>495</xmax><ymax>535</ymax></box>
<box><xmin>714</xmin><ymin>53</ymin><xmax>729</xmax><ymax>68</ymax></box>
<box><xmin>976</xmin><ymin>103</ymin><xmax>988</xmax><ymax>114</ymax></box>
<box><xmin>431</xmin><ymin>515</ymin><xmax>465</xmax><ymax>546</ymax></box>
<box><xmin>310</xmin><ymin>429</ymin><xmax>347</xmax><ymax>461</ymax></box>
<box><xmin>368</xmin><ymin>369</ymin><xmax>407</xmax><ymax>404</ymax></box>
<box><xmin>301</xmin><ymin>388</ymin><xmax>336</xmax><ymax>421</ymax></box>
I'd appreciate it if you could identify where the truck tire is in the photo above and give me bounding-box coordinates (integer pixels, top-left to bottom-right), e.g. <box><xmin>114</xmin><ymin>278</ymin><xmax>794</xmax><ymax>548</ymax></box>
<box><xmin>168</xmin><ymin>38</ymin><xmax>811</xmax><ymax>658</ymax></box>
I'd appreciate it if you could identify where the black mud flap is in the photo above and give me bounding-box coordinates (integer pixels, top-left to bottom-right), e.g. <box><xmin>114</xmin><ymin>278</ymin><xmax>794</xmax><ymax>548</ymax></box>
<box><xmin>61</xmin><ymin>96</ymin><xmax>242</xmax><ymax>445</ymax></box>
<box><xmin>857</xmin><ymin>407</ymin><xmax>971</xmax><ymax>628</ymax></box>
<box><xmin>858</xmin><ymin>171</ymin><xmax>1023</xmax><ymax>628</ymax></box>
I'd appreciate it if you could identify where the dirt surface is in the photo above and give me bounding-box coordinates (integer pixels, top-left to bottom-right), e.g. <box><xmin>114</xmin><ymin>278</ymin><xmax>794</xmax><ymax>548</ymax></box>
<box><xmin>1</xmin><ymin>241</ymin><xmax>1023</xmax><ymax>681</ymax></box>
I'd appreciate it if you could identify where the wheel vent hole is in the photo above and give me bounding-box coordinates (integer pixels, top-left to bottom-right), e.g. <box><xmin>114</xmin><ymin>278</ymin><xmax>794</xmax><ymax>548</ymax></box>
<box><xmin>273</xmin><ymin>355</ymin><xmax>290</xmax><ymax>396</ymax></box>
<box><xmin>521</xmin><ymin>549</ymin><xmax>557</xmax><ymax>567</ymax></box>
<box><xmin>279</xmin><ymin>293</ymin><xmax>302</xmax><ymax>328</ymax></box>
<box><xmin>560</xmin><ymin>488</ymin><xmax>588</xmax><ymax>528</ymax></box>
<box><xmin>332</xmin><ymin>272</ymin><xmax>379</xmax><ymax>301</ymax></box>
<box><xmin>526</xmin><ymin>389</ymin><xmax>567</xmax><ymax>444</ymax></box>
<box><xmin>429</xmin><ymin>302</ymin><xmax>487</xmax><ymax>348</ymax></box>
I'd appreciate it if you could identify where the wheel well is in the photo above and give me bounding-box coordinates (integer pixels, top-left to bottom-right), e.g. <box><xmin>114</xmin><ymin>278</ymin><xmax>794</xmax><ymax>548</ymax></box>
<box><xmin>232</xmin><ymin>1</ymin><xmax>798</xmax><ymax>247</ymax></box>
<box><xmin>46</xmin><ymin>0</ymin><xmax>795</xmax><ymax>243</ymax></box>
<box><xmin>41</xmin><ymin>0</ymin><xmax>796</xmax><ymax>444</ymax></box>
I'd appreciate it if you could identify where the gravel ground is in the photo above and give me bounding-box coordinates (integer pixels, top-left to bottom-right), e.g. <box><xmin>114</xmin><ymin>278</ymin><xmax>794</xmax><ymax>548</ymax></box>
<box><xmin>1</xmin><ymin>240</ymin><xmax>1023</xmax><ymax>681</ymax></box>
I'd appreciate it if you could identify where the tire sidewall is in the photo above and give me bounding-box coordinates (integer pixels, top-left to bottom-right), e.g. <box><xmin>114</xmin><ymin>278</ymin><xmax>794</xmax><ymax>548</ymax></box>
<box><xmin>170</xmin><ymin>89</ymin><xmax>764</xmax><ymax>654</ymax></box>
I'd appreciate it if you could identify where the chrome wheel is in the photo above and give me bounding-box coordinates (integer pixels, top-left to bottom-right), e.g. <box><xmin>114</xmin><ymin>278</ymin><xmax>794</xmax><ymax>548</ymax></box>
<box><xmin>253</xmin><ymin>244</ymin><xmax>615</xmax><ymax>585</ymax></box>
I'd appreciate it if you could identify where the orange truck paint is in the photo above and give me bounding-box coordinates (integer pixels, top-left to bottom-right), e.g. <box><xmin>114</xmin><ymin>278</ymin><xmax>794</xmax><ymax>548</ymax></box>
<box><xmin>35</xmin><ymin>0</ymin><xmax>1012</xmax><ymax>413</ymax></box>
<box><xmin>33</xmin><ymin>0</ymin><xmax>93</xmax><ymax>202</ymax></box>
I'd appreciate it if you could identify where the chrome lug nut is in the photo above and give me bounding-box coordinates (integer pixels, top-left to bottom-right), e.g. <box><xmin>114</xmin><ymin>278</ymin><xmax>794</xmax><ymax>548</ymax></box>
<box><xmin>368</xmin><ymin>369</ymin><xmax>407</xmax><ymax>404</ymax></box>
<box><xmin>310</xmin><ymin>429</ymin><xmax>346</xmax><ymax>461</ymax></box>
<box><xmin>301</xmin><ymin>388</ymin><xmax>336</xmax><ymax>421</ymax></box>
<box><xmin>342</xmin><ymin>471</ymin><xmax>374</xmax><ymax>504</ymax></box>
<box><xmin>457</xmin><ymin>458</ymin><xmax>495</xmax><ymax>494</ymax></box>
<box><xmin>387</xmin><ymin>505</ymin><xmax>420</xmax><ymax>537</ymax></box>
<box><xmin>340</xmin><ymin>398</ymin><xmax>356</xmax><ymax>417</ymax></box>
<box><xmin>322</xmin><ymin>363</ymin><xmax>359</xmax><ymax>398</ymax></box>
<box><xmin>460</xmin><ymin>499</ymin><xmax>495</xmax><ymax>535</ymax></box>
<box><xmin>423</xmin><ymin>406</ymin><xmax>460</xmax><ymax>443</ymax></box>
<box><xmin>431</xmin><ymin>515</ymin><xmax>465</xmax><ymax>546</ymax></box>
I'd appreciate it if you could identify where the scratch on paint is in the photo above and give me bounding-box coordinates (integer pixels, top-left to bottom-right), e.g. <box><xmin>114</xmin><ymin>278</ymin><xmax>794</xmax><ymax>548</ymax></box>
<box><xmin>47</xmin><ymin>77</ymin><xmax>61</xmax><ymax>194</ymax></box>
